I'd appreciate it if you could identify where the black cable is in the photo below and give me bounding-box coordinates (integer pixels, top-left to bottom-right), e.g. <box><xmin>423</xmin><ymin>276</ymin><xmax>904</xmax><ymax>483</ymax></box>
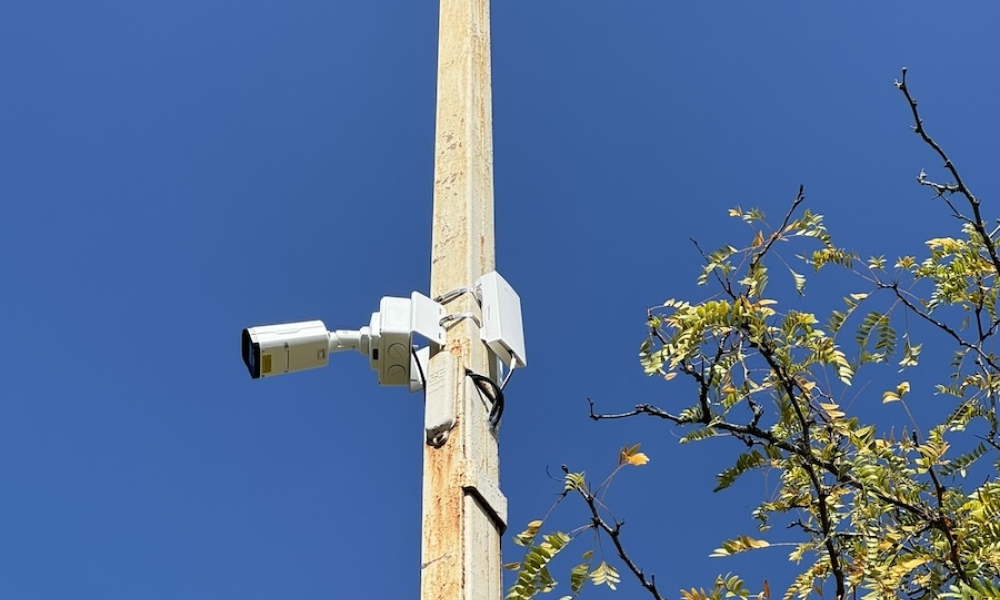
<box><xmin>412</xmin><ymin>348</ymin><xmax>504</xmax><ymax>428</ymax></box>
<box><xmin>465</xmin><ymin>369</ymin><xmax>504</xmax><ymax>428</ymax></box>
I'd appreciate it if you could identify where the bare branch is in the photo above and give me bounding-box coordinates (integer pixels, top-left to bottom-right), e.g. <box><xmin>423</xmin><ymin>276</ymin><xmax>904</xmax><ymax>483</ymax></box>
<box><xmin>897</xmin><ymin>67</ymin><xmax>1000</xmax><ymax>280</ymax></box>
<box><xmin>748</xmin><ymin>185</ymin><xmax>806</xmax><ymax>278</ymax></box>
<box><xmin>589</xmin><ymin>399</ymin><xmax>932</xmax><ymax>521</ymax></box>
<box><xmin>880</xmin><ymin>281</ymin><xmax>1000</xmax><ymax>373</ymax></box>
<box><xmin>578</xmin><ymin>488</ymin><xmax>667</xmax><ymax>600</ymax></box>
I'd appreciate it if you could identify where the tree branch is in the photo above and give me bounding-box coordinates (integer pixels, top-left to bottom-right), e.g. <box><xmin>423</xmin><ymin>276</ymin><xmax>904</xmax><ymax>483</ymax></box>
<box><xmin>589</xmin><ymin>400</ymin><xmax>932</xmax><ymax>520</ymax></box>
<box><xmin>897</xmin><ymin>67</ymin><xmax>1000</xmax><ymax>281</ymax></box>
<box><xmin>919</xmin><ymin>431</ymin><xmax>971</xmax><ymax>587</ymax></box>
<box><xmin>578</xmin><ymin>488</ymin><xmax>667</xmax><ymax>600</ymax></box>
<box><xmin>879</xmin><ymin>281</ymin><xmax>1000</xmax><ymax>373</ymax></box>
<box><xmin>748</xmin><ymin>185</ymin><xmax>806</xmax><ymax>278</ymax></box>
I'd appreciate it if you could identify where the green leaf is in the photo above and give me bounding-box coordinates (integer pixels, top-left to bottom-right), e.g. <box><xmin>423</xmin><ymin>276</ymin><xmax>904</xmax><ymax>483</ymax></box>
<box><xmin>711</xmin><ymin>536</ymin><xmax>771</xmax><ymax>557</ymax></box>
<box><xmin>563</xmin><ymin>472</ymin><xmax>586</xmax><ymax>493</ymax></box>
<box><xmin>569</xmin><ymin>563</ymin><xmax>589</xmax><ymax>594</ymax></box>
<box><xmin>940</xmin><ymin>442</ymin><xmax>987</xmax><ymax>478</ymax></box>
<box><xmin>715</xmin><ymin>450</ymin><xmax>766</xmax><ymax>492</ymax></box>
<box><xmin>681</xmin><ymin>427</ymin><xmax>719</xmax><ymax>444</ymax></box>
<box><xmin>513</xmin><ymin>520</ymin><xmax>544</xmax><ymax>547</ymax></box>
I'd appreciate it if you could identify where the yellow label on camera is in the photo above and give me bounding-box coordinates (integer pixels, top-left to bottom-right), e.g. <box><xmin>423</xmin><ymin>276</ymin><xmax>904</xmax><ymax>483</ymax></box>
<box><xmin>262</xmin><ymin>354</ymin><xmax>272</xmax><ymax>374</ymax></box>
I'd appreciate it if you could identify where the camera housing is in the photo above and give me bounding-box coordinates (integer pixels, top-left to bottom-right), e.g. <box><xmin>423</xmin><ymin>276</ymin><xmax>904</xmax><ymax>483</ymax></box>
<box><xmin>367</xmin><ymin>296</ymin><xmax>413</xmax><ymax>387</ymax></box>
<box><xmin>241</xmin><ymin>292</ymin><xmax>446</xmax><ymax>385</ymax></box>
<box><xmin>242</xmin><ymin>320</ymin><xmax>334</xmax><ymax>379</ymax></box>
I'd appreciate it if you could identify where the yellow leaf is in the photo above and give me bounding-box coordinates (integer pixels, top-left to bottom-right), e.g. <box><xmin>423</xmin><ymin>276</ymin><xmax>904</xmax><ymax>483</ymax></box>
<box><xmin>626</xmin><ymin>452</ymin><xmax>650</xmax><ymax>466</ymax></box>
<box><xmin>926</xmin><ymin>237</ymin><xmax>962</xmax><ymax>251</ymax></box>
<box><xmin>889</xmin><ymin>556</ymin><xmax>929</xmax><ymax>578</ymax></box>
<box><xmin>832</xmin><ymin>350</ymin><xmax>853</xmax><ymax>385</ymax></box>
<box><xmin>729</xmin><ymin>207</ymin><xmax>743</xmax><ymax>217</ymax></box>
<box><xmin>819</xmin><ymin>402</ymin><xmax>845</xmax><ymax>419</ymax></box>
<box><xmin>883</xmin><ymin>382</ymin><xmax>909</xmax><ymax>404</ymax></box>
<box><xmin>752</xmin><ymin>230</ymin><xmax>765</xmax><ymax>247</ymax></box>
<box><xmin>619</xmin><ymin>443</ymin><xmax>649</xmax><ymax>466</ymax></box>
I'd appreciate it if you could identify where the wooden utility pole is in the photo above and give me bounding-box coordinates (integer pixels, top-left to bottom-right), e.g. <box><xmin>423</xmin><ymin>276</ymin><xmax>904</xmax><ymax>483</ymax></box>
<box><xmin>421</xmin><ymin>0</ymin><xmax>505</xmax><ymax>599</ymax></box>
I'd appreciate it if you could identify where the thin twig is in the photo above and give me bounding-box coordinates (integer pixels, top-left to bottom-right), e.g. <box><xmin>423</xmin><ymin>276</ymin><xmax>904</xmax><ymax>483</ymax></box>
<box><xmin>578</xmin><ymin>489</ymin><xmax>667</xmax><ymax>600</ymax></box>
<box><xmin>897</xmin><ymin>67</ymin><xmax>1000</xmax><ymax>279</ymax></box>
<box><xmin>748</xmin><ymin>185</ymin><xmax>806</xmax><ymax>278</ymax></box>
<box><xmin>589</xmin><ymin>400</ymin><xmax>929</xmax><ymax>519</ymax></box>
<box><xmin>880</xmin><ymin>281</ymin><xmax>1000</xmax><ymax>372</ymax></box>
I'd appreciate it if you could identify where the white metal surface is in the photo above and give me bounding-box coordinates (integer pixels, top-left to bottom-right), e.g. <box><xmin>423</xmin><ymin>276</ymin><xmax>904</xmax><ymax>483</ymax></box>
<box><xmin>412</xmin><ymin>291</ymin><xmax>447</xmax><ymax>346</ymax></box>
<box><xmin>478</xmin><ymin>271</ymin><xmax>527</xmax><ymax>368</ymax></box>
<box><xmin>372</xmin><ymin>296</ymin><xmax>413</xmax><ymax>386</ymax></box>
<box><xmin>424</xmin><ymin>350</ymin><xmax>457</xmax><ymax>444</ymax></box>
<box><xmin>242</xmin><ymin>320</ymin><xmax>330</xmax><ymax>378</ymax></box>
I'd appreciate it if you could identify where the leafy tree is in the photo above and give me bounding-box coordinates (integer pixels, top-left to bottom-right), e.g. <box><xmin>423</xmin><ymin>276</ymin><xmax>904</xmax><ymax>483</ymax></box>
<box><xmin>506</xmin><ymin>69</ymin><xmax>1000</xmax><ymax>600</ymax></box>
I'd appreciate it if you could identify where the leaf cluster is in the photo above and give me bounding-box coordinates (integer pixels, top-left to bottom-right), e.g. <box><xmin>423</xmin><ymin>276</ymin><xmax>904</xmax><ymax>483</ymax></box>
<box><xmin>505</xmin><ymin>447</ymin><xmax>648</xmax><ymax>600</ymax></box>
<box><xmin>510</xmin><ymin>71</ymin><xmax>1000</xmax><ymax>600</ymax></box>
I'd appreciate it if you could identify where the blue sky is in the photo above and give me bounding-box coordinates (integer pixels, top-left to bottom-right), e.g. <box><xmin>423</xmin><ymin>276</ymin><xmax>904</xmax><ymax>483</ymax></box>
<box><xmin>3</xmin><ymin>2</ymin><xmax>1000</xmax><ymax>599</ymax></box>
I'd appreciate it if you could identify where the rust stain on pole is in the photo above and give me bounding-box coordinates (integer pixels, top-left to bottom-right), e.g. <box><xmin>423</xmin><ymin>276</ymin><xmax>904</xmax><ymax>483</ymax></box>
<box><xmin>421</xmin><ymin>0</ymin><xmax>502</xmax><ymax>599</ymax></box>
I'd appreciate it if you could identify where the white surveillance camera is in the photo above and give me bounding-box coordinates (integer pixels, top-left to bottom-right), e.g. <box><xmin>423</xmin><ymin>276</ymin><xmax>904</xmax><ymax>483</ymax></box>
<box><xmin>241</xmin><ymin>292</ymin><xmax>445</xmax><ymax>385</ymax></box>
<box><xmin>241</xmin><ymin>320</ymin><xmax>367</xmax><ymax>379</ymax></box>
